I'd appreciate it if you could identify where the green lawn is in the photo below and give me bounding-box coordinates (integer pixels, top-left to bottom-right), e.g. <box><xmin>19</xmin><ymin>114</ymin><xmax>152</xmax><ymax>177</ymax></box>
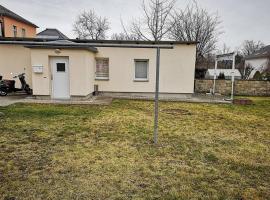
<box><xmin>0</xmin><ymin>98</ymin><xmax>269</xmax><ymax>199</ymax></box>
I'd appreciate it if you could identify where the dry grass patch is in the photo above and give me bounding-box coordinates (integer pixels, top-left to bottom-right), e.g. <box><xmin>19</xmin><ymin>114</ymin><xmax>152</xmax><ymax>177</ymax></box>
<box><xmin>0</xmin><ymin>97</ymin><xmax>269</xmax><ymax>199</ymax></box>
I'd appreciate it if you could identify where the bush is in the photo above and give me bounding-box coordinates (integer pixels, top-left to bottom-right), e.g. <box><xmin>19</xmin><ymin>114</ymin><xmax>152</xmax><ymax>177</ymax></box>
<box><xmin>218</xmin><ymin>72</ymin><xmax>225</xmax><ymax>79</ymax></box>
<box><xmin>253</xmin><ymin>71</ymin><xmax>263</xmax><ymax>80</ymax></box>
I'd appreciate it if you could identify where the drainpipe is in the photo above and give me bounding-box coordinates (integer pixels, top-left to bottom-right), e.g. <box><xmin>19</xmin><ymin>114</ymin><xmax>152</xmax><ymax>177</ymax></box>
<box><xmin>0</xmin><ymin>14</ymin><xmax>5</xmax><ymax>37</ymax></box>
<box><xmin>0</xmin><ymin>14</ymin><xmax>3</xmax><ymax>37</ymax></box>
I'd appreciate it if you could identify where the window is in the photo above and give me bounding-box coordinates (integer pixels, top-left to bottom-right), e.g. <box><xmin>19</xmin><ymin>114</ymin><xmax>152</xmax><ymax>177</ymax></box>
<box><xmin>22</xmin><ymin>28</ymin><xmax>26</xmax><ymax>37</ymax></box>
<box><xmin>13</xmin><ymin>25</ymin><xmax>17</xmax><ymax>37</ymax></box>
<box><xmin>95</xmin><ymin>58</ymin><xmax>109</xmax><ymax>80</ymax></box>
<box><xmin>57</xmin><ymin>63</ymin><xmax>66</xmax><ymax>72</ymax></box>
<box><xmin>0</xmin><ymin>22</ymin><xmax>3</xmax><ymax>37</ymax></box>
<box><xmin>134</xmin><ymin>60</ymin><xmax>149</xmax><ymax>81</ymax></box>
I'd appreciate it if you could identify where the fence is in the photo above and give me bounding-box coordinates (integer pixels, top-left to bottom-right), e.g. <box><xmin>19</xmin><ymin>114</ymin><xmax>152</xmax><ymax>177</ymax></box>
<box><xmin>195</xmin><ymin>79</ymin><xmax>270</xmax><ymax>96</ymax></box>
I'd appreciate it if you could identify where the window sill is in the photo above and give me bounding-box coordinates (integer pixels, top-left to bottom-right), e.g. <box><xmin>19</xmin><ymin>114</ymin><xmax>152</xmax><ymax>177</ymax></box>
<box><xmin>133</xmin><ymin>79</ymin><xmax>149</xmax><ymax>82</ymax></box>
<box><xmin>95</xmin><ymin>78</ymin><xmax>110</xmax><ymax>81</ymax></box>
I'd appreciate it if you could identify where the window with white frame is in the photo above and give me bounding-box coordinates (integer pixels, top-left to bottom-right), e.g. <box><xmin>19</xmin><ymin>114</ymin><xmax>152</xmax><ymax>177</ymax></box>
<box><xmin>13</xmin><ymin>25</ymin><xmax>17</xmax><ymax>37</ymax></box>
<box><xmin>134</xmin><ymin>60</ymin><xmax>149</xmax><ymax>81</ymax></box>
<box><xmin>95</xmin><ymin>58</ymin><xmax>109</xmax><ymax>79</ymax></box>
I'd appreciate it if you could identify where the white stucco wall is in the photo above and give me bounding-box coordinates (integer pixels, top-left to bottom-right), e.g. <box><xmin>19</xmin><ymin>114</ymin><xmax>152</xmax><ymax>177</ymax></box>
<box><xmin>30</xmin><ymin>49</ymin><xmax>95</xmax><ymax>97</ymax></box>
<box><xmin>94</xmin><ymin>44</ymin><xmax>196</xmax><ymax>94</ymax></box>
<box><xmin>0</xmin><ymin>44</ymin><xmax>32</xmax><ymax>87</ymax></box>
<box><xmin>245</xmin><ymin>58</ymin><xmax>268</xmax><ymax>71</ymax></box>
<box><xmin>0</xmin><ymin>43</ymin><xmax>197</xmax><ymax>98</ymax></box>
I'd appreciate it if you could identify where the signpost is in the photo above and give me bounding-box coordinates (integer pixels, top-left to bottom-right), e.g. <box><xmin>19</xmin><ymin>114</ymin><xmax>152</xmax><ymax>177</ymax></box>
<box><xmin>213</xmin><ymin>52</ymin><xmax>237</xmax><ymax>101</ymax></box>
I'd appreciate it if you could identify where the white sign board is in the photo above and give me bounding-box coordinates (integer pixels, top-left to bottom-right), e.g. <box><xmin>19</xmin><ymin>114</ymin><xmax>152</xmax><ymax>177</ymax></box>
<box><xmin>33</xmin><ymin>66</ymin><xmax>43</xmax><ymax>73</ymax></box>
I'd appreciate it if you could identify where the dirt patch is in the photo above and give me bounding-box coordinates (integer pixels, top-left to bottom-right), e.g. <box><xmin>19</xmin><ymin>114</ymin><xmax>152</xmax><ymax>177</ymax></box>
<box><xmin>162</xmin><ymin>108</ymin><xmax>192</xmax><ymax>116</ymax></box>
<box><xmin>233</xmin><ymin>98</ymin><xmax>253</xmax><ymax>105</ymax></box>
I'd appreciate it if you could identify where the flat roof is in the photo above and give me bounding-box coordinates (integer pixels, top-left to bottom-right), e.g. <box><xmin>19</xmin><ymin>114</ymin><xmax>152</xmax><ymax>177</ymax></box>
<box><xmin>24</xmin><ymin>40</ymin><xmax>98</xmax><ymax>53</ymax></box>
<box><xmin>0</xmin><ymin>37</ymin><xmax>198</xmax><ymax>45</ymax></box>
<box><xmin>24</xmin><ymin>45</ymin><xmax>98</xmax><ymax>53</ymax></box>
<box><xmin>0</xmin><ymin>38</ymin><xmax>197</xmax><ymax>51</ymax></box>
<box><xmin>70</xmin><ymin>39</ymin><xmax>198</xmax><ymax>45</ymax></box>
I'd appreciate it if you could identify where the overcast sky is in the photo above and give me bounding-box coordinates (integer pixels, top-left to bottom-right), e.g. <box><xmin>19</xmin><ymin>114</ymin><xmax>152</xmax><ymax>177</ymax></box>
<box><xmin>1</xmin><ymin>0</ymin><xmax>269</xmax><ymax>50</ymax></box>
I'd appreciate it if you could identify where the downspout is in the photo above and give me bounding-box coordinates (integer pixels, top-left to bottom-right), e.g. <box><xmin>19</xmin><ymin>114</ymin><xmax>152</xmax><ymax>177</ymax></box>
<box><xmin>0</xmin><ymin>14</ymin><xmax>2</xmax><ymax>37</ymax></box>
<box><xmin>0</xmin><ymin>14</ymin><xmax>5</xmax><ymax>37</ymax></box>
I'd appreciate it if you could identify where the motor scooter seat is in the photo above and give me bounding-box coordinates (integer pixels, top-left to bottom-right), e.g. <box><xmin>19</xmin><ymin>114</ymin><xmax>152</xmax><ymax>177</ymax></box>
<box><xmin>3</xmin><ymin>80</ymin><xmax>15</xmax><ymax>89</ymax></box>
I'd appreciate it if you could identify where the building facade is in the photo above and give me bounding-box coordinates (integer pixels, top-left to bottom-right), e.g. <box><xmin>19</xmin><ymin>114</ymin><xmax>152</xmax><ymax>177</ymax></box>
<box><xmin>0</xmin><ymin>39</ymin><xmax>197</xmax><ymax>100</ymax></box>
<box><xmin>245</xmin><ymin>45</ymin><xmax>270</xmax><ymax>79</ymax></box>
<box><xmin>0</xmin><ymin>5</ymin><xmax>38</xmax><ymax>38</ymax></box>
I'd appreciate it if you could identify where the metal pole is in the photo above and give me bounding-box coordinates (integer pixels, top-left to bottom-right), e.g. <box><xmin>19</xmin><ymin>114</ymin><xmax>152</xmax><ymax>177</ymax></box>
<box><xmin>154</xmin><ymin>47</ymin><xmax>160</xmax><ymax>144</ymax></box>
<box><xmin>231</xmin><ymin>53</ymin><xmax>236</xmax><ymax>100</ymax></box>
<box><xmin>213</xmin><ymin>59</ymin><xmax>218</xmax><ymax>95</ymax></box>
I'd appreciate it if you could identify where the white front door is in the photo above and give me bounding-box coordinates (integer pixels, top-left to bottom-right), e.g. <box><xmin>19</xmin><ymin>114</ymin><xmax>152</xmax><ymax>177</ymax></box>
<box><xmin>51</xmin><ymin>57</ymin><xmax>70</xmax><ymax>99</ymax></box>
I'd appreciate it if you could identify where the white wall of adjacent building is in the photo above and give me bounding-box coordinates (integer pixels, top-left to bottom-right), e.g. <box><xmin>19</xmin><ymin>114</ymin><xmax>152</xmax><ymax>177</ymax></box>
<box><xmin>245</xmin><ymin>58</ymin><xmax>268</xmax><ymax>71</ymax></box>
<box><xmin>0</xmin><ymin>44</ymin><xmax>32</xmax><ymax>87</ymax></box>
<box><xmin>245</xmin><ymin>57</ymin><xmax>269</xmax><ymax>79</ymax></box>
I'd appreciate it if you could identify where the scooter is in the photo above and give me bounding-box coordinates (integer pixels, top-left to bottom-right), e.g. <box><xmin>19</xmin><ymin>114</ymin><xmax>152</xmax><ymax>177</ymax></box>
<box><xmin>0</xmin><ymin>77</ymin><xmax>7</xmax><ymax>96</ymax></box>
<box><xmin>0</xmin><ymin>73</ymin><xmax>32</xmax><ymax>96</ymax></box>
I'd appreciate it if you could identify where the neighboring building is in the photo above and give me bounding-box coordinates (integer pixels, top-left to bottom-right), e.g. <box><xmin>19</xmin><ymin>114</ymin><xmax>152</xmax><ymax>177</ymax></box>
<box><xmin>0</xmin><ymin>4</ymin><xmax>38</xmax><ymax>38</ymax></box>
<box><xmin>37</xmin><ymin>28</ymin><xmax>69</xmax><ymax>40</ymax></box>
<box><xmin>205</xmin><ymin>69</ymin><xmax>242</xmax><ymax>80</ymax></box>
<box><xmin>245</xmin><ymin>45</ymin><xmax>270</xmax><ymax>79</ymax></box>
<box><xmin>0</xmin><ymin>39</ymin><xmax>197</xmax><ymax>100</ymax></box>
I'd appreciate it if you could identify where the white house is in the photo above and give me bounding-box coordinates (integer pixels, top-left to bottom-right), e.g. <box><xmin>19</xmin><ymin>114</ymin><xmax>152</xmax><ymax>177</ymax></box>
<box><xmin>245</xmin><ymin>45</ymin><xmax>270</xmax><ymax>79</ymax></box>
<box><xmin>205</xmin><ymin>69</ymin><xmax>242</xmax><ymax>80</ymax></box>
<box><xmin>0</xmin><ymin>38</ymin><xmax>197</xmax><ymax>100</ymax></box>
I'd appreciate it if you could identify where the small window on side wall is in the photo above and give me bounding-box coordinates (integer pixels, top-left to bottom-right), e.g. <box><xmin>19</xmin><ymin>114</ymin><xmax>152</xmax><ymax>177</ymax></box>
<box><xmin>22</xmin><ymin>28</ymin><xmax>26</xmax><ymax>37</ymax></box>
<box><xmin>134</xmin><ymin>60</ymin><xmax>149</xmax><ymax>81</ymax></box>
<box><xmin>96</xmin><ymin>58</ymin><xmax>109</xmax><ymax>80</ymax></box>
<box><xmin>13</xmin><ymin>25</ymin><xmax>17</xmax><ymax>37</ymax></box>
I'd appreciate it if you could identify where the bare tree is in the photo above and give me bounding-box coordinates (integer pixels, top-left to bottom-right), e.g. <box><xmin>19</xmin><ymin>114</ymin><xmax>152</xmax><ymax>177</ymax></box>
<box><xmin>73</xmin><ymin>10</ymin><xmax>110</xmax><ymax>40</ymax></box>
<box><xmin>243</xmin><ymin>63</ymin><xmax>254</xmax><ymax>80</ymax></box>
<box><xmin>169</xmin><ymin>2</ymin><xmax>222</xmax><ymax>58</ymax></box>
<box><xmin>235</xmin><ymin>54</ymin><xmax>246</xmax><ymax>79</ymax></box>
<box><xmin>236</xmin><ymin>40</ymin><xmax>265</xmax><ymax>79</ymax></box>
<box><xmin>111</xmin><ymin>33</ymin><xmax>140</xmax><ymax>40</ymax></box>
<box><xmin>123</xmin><ymin>0</ymin><xmax>176</xmax><ymax>41</ymax></box>
<box><xmin>218</xmin><ymin>43</ymin><xmax>231</xmax><ymax>55</ymax></box>
<box><xmin>241</xmin><ymin>40</ymin><xmax>264</xmax><ymax>56</ymax></box>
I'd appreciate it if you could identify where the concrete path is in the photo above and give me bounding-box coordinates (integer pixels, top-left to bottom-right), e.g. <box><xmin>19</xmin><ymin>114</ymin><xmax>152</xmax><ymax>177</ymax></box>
<box><xmin>0</xmin><ymin>95</ymin><xmax>113</xmax><ymax>107</ymax></box>
<box><xmin>22</xmin><ymin>96</ymin><xmax>113</xmax><ymax>105</ymax></box>
<box><xmin>0</xmin><ymin>94</ymin><xmax>29</xmax><ymax>107</ymax></box>
<box><xmin>1</xmin><ymin>94</ymin><xmax>230</xmax><ymax>107</ymax></box>
<box><xmin>104</xmin><ymin>94</ymin><xmax>231</xmax><ymax>104</ymax></box>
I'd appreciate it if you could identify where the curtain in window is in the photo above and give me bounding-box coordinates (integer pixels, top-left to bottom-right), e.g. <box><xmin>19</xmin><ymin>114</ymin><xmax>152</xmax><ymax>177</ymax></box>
<box><xmin>96</xmin><ymin>59</ymin><xmax>109</xmax><ymax>78</ymax></box>
<box><xmin>135</xmin><ymin>61</ymin><xmax>148</xmax><ymax>79</ymax></box>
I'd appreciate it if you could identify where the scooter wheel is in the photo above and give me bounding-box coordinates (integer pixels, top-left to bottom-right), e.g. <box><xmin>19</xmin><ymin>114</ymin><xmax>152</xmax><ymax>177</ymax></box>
<box><xmin>0</xmin><ymin>91</ymin><xmax>7</xmax><ymax>96</ymax></box>
<box><xmin>26</xmin><ymin>89</ymin><xmax>33</xmax><ymax>95</ymax></box>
